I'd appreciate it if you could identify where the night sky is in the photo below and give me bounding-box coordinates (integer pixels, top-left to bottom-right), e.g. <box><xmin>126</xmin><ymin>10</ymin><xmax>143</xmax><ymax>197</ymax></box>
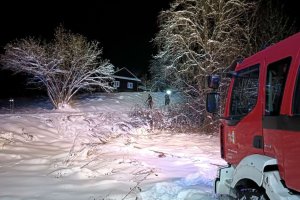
<box><xmin>0</xmin><ymin>1</ymin><xmax>170</xmax><ymax>97</ymax></box>
<box><xmin>0</xmin><ymin>1</ymin><xmax>171</xmax><ymax>75</ymax></box>
<box><xmin>0</xmin><ymin>0</ymin><xmax>299</xmax><ymax>98</ymax></box>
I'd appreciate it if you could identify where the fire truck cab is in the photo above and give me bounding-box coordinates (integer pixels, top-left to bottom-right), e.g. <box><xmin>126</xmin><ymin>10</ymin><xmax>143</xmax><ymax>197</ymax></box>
<box><xmin>207</xmin><ymin>32</ymin><xmax>300</xmax><ymax>199</ymax></box>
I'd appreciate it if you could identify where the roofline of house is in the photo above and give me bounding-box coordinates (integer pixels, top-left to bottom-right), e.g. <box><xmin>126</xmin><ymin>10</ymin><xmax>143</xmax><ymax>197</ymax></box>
<box><xmin>114</xmin><ymin>67</ymin><xmax>140</xmax><ymax>80</ymax></box>
<box><xmin>112</xmin><ymin>75</ymin><xmax>141</xmax><ymax>82</ymax></box>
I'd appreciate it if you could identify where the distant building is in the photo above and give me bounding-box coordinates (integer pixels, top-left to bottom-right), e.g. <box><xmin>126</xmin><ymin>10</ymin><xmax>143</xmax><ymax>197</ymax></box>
<box><xmin>112</xmin><ymin>67</ymin><xmax>141</xmax><ymax>92</ymax></box>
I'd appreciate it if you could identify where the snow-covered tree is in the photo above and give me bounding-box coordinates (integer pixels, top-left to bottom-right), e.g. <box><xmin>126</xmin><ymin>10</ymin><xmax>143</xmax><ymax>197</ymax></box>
<box><xmin>0</xmin><ymin>26</ymin><xmax>114</xmax><ymax>109</ymax></box>
<box><xmin>151</xmin><ymin>0</ymin><xmax>255</xmax><ymax>131</ymax></box>
<box><xmin>150</xmin><ymin>0</ymin><xmax>296</xmax><ymax>132</ymax></box>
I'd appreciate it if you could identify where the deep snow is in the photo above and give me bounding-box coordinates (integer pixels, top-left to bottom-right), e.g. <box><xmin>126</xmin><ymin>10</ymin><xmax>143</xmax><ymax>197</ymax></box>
<box><xmin>0</xmin><ymin>92</ymin><xmax>226</xmax><ymax>200</ymax></box>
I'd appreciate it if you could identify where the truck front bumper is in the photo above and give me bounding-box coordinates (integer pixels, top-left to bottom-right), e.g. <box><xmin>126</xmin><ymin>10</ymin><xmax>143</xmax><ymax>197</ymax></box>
<box><xmin>214</xmin><ymin>165</ymin><xmax>235</xmax><ymax>197</ymax></box>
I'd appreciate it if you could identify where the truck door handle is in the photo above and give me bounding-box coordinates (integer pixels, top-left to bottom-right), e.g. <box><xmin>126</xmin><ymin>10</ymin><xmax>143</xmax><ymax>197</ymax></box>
<box><xmin>253</xmin><ymin>135</ymin><xmax>263</xmax><ymax>149</ymax></box>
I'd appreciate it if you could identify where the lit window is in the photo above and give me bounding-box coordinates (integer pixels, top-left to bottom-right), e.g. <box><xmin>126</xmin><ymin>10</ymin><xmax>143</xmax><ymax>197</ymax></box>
<box><xmin>114</xmin><ymin>81</ymin><xmax>120</xmax><ymax>88</ymax></box>
<box><xmin>127</xmin><ymin>82</ymin><xmax>133</xmax><ymax>89</ymax></box>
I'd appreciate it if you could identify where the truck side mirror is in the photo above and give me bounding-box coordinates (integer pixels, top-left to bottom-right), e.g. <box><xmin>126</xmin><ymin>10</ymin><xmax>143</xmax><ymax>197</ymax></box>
<box><xmin>206</xmin><ymin>92</ymin><xmax>220</xmax><ymax>113</ymax></box>
<box><xmin>207</xmin><ymin>75</ymin><xmax>220</xmax><ymax>89</ymax></box>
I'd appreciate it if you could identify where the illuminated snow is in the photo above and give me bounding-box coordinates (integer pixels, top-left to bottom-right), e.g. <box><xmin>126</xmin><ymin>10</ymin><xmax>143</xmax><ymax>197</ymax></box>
<box><xmin>0</xmin><ymin>92</ymin><xmax>226</xmax><ymax>200</ymax></box>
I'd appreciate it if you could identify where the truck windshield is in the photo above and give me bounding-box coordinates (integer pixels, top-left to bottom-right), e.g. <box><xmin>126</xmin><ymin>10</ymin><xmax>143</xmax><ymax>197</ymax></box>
<box><xmin>229</xmin><ymin>64</ymin><xmax>260</xmax><ymax>119</ymax></box>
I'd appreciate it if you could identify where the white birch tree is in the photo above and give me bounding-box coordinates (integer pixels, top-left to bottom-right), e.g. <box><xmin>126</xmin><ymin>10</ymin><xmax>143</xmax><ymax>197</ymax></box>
<box><xmin>1</xmin><ymin>26</ymin><xmax>114</xmax><ymax>109</ymax></box>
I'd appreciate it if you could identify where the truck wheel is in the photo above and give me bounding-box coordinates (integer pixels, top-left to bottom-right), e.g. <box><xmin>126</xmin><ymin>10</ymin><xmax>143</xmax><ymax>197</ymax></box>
<box><xmin>237</xmin><ymin>188</ymin><xmax>269</xmax><ymax>200</ymax></box>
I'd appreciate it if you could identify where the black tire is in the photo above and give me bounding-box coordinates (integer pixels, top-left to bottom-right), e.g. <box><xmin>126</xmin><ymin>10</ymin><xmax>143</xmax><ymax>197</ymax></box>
<box><xmin>236</xmin><ymin>188</ymin><xmax>269</xmax><ymax>200</ymax></box>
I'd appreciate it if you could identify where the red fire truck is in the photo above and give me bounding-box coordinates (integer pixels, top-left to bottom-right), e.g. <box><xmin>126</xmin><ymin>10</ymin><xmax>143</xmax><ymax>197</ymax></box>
<box><xmin>206</xmin><ymin>32</ymin><xmax>300</xmax><ymax>199</ymax></box>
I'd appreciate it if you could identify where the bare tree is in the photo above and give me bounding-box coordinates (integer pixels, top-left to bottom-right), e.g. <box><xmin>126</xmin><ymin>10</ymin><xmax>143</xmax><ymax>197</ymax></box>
<box><xmin>1</xmin><ymin>26</ymin><xmax>114</xmax><ymax>109</ymax></box>
<box><xmin>243</xmin><ymin>0</ymin><xmax>297</xmax><ymax>55</ymax></box>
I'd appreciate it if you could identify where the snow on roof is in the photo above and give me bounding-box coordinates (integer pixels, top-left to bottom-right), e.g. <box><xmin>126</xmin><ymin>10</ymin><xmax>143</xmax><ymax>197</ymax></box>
<box><xmin>113</xmin><ymin>67</ymin><xmax>141</xmax><ymax>82</ymax></box>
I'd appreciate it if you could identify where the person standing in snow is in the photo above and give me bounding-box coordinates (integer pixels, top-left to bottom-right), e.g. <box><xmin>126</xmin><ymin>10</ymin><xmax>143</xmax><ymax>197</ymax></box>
<box><xmin>164</xmin><ymin>94</ymin><xmax>170</xmax><ymax>106</ymax></box>
<box><xmin>146</xmin><ymin>94</ymin><xmax>153</xmax><ymax>109</ymax></box>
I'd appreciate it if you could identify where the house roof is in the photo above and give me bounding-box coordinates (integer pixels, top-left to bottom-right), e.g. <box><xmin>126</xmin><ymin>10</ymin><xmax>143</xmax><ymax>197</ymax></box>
<box><xmin>112</xmin><ymin>67</ymin><xmax>141</xmax><ymax>82</ymax></box>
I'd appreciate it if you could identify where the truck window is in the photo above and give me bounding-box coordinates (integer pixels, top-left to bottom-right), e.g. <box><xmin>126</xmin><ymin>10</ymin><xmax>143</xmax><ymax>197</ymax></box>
<box><xmin>230</xmin><ymin>64</ymin><xmax>259</xmax><ymax>118</ymax></box>
<box><xmin>293</xmin><ymin>67</ymin><xmax>300</xmax><ymax>115</ymax></box>
<box><xmin>265</xmin><ymin>57</ymin><xmax>291</xmax><ymax>116</ymax></box>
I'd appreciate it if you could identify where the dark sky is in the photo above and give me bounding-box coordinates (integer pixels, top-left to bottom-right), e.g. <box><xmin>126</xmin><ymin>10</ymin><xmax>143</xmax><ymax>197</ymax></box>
<box><xmin>0</xmin><ymin>1</ymin><xmax>171</xmax><ymax>76</ymax></box>
<box><xmin>0</xmin><ymin>0</ymin><xmax>299</xmax><ymax>98</ymax></box>
<box><xmin>0</xmin><ymin>0</ymin><xmax>298</xmax><ymax>75</ymax></box>
<box><xmin>1</xmin><ymin>1</ymin><xmax>299</xmax><ymax>72</ymax></box>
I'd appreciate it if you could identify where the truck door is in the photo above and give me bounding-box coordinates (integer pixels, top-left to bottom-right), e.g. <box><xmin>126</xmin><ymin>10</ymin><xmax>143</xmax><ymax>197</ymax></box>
<box><xmin>263</xmin><ymin>57</ymin><xmax>291</xmax><ymax>157</ymax></box>
<box><xmin>263</xmin><ymin>56</ymin><xmax>300</xmax><ymax>192</ymax></box>
<box><xmin>224</xmin><ymin>64</ymin><xmax>263</xmax><ymax>164</ymax></box>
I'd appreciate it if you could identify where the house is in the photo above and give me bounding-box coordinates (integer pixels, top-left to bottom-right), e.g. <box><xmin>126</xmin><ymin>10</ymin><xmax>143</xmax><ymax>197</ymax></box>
<box><xmin>112</xmin><ymin>67</ymin><xmax>141</xmax><ymax>92</ymax></box>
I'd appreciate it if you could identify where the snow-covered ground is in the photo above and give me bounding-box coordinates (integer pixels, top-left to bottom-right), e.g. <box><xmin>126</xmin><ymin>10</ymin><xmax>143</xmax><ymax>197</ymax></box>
<box><xmin>0</xmin><ymin>92</ymin><xmax>226</xmax><ymax>200</ymax></box>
